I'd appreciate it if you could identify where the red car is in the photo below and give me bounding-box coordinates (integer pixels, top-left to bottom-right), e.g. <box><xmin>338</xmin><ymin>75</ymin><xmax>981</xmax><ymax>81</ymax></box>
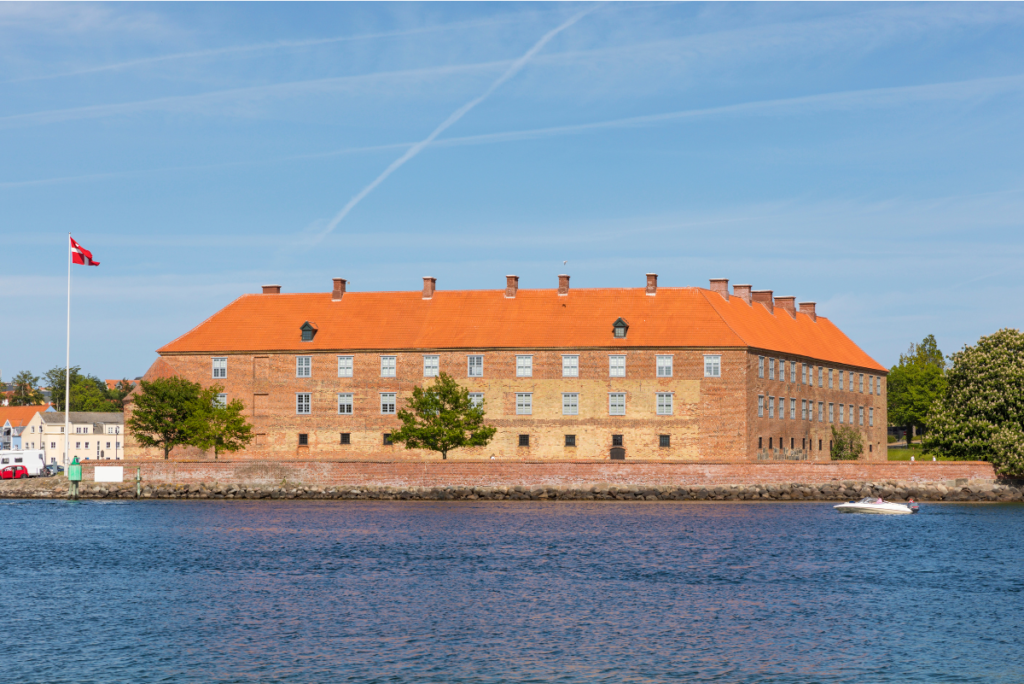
<box><xmin>0</xmin><ymin>466</ymin><xmax>29</xmax><ymax>479</ymax></box>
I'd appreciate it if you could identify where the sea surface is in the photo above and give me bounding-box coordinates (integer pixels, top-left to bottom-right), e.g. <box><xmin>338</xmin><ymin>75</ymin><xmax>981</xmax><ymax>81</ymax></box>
<box><xmin>2</xmin><ymin>499</ymin><xmax>1022</xmax><ymax>683</ymax></box>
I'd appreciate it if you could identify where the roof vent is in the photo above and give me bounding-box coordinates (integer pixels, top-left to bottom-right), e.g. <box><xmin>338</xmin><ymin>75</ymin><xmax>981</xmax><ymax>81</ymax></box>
<box><xmin>775</xmin><ymin>296</ymin><xmax>796</xmax><ymax>318</ymax></box>
<box><xmin>505</xmin><ymin>275</ymin><xmax>519</xmax><ymax>299</ymax></box>
<box><xmin>262</xmin><ymin>285</ymin><xmax>281</xmax><ymax>294</ymax></box>
<box><xmin>558</xmin><ymin>274</ymin><xmax>570</xmax><ymax>296</ymax></box>
<box><xmin>423</xmin><ymin>277</ymin><xmax>436</xmax><ymax>300</ymax></box>
<box><xmin>332</xmin><ymin>278</ymin><xmax>347</xmax><ymax>301</ymax></box>
<box><xmin>799</xmin><ymin>302</ymin><xmax>817</xmax><ymax>322</ymax></box>
<box><xmin>709</xmin><ymin>278</ymin><xmax>729</xmax><ymax>300</ymax></box>
<box><xmin>646</xmin><ymin>273</ymin><xmax>657</xmax><ymax>296</ymax></box>
<box><xmin>752</xmin><ymin>290</ymin><xmax>774</xmax><ymax>314</ymax></box>
<box><xmin>733</xmin><ymin>284</ymin><xmax>752</xmax><ymax>305</ymax></box>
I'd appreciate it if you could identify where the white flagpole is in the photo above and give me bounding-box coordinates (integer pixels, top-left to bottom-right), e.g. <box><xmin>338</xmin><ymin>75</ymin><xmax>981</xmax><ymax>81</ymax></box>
<box><xmin>64</xmin><ymin>233</ymin><xmax>71</xmax><ymax>469</ymax></box>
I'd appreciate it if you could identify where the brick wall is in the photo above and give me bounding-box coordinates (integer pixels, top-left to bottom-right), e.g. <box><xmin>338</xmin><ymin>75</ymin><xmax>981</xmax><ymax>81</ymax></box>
<box><xmin>87</xmin><ymin>460</ymin><xmax>995</xmax><ymax>488</ymax></box>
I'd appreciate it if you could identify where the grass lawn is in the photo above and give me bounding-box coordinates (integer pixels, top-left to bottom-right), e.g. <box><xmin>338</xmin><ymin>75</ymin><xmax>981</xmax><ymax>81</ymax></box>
<box><xmin>887</xmin><ymin>445</ymin><xmax>955</xmax><ymax>461</ymax></box>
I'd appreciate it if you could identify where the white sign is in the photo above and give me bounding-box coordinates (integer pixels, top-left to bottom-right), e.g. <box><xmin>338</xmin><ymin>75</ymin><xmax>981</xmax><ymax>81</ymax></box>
<box><xmin>94</xmin><ymin>466</ymin><xmax>124</xmax><ymax>483</ymax></box>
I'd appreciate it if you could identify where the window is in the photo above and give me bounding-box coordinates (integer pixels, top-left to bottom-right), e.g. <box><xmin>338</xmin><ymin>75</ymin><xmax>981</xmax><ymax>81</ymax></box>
<box><xmin>612</xmin><ymin>434</ymin><xmax>624</xmax><ymax>446</ymax></box>
<box><xmin>859</xmin><ymin>406</ymin><xmax>865</xmax><ymax>426</ymax></box>
<box><xmin>801</xmin><ymin>399</ymin><xmax>807</xmax><ymax>420</ymax></box>
<box><xmin>519</xmin><ymin>434</ymin><xmax>530</xmax><ymax>447</ymax></box>
<box><xmin>818</xmin><ymin>401</ymin><xmax>824</xmax><ymax>422</ymax></box>
<box><xmin>869</xmin><ymin>407</ymin><xmax>874</xmax><ymax>427</ymax></box>
<box><xmin>383</xmin><ymin>433</ymin><xmax>393</xmax><ymax>446</ymax></box>
<box><xmin>609</xmin><ymin>355</ymin><xmax>626</xmax><ymax>377</ymax></box>
<box><xmin>839</xmin><ymin>404</ymin><xmax>845</xmax><ymax>424</ymax></box>
<box><xmin>562</xmin><ymin>393</ymin><xmax>579</xmax><ymax>416</ymax></box>
<box><xmin>818</xmin><ymin>367</ymin><xmax>823</xmax><ymax>387</ymax></box>
<box><xmin>769</xmin><ymin>358</ymin><xmax>776</xmax><ymax>380</ymax></box>
<box><xmin>215</xmin><ymin>393</ymin><xmax>227</xmax><ymax>408</ymax></box>
<box><xmin>423</xmin><ymin>355</ymin><xmax>439</xmax><ymax>377</ymax></box>
<box><xmin>468</xmin><ymin>393</ymin><xmax>483</xmax><ymax>409</ymax></box>
<box><xmin>612</xmin><ymin>318</ymin><xmax>628</xmax><ymax>338</ymax></box>
<box><xmin>340</xmin><ymin>433</ymin><xmax>351</xmax><ymax>445</ymax></box>
<box><xmin>847</xmin><ymin>373</ymin><xmax>854</xmax><ymax>392</ymax></box>
<box><xmin>759</xmin><ymin>437</ymin><xmax>763</xmax><ymax>449</ymax></box>
<box><xmin>380</xmin><ymin>356</ymin><xmax>396</xmax><ymax>378</ymax></box>
<box><xmin>828</xmin><ymin>368</ymin><xmax>834</xmax><ymax>389</ymax></box>
<box><xmin>657</xmin><ymin>355</ymin><xmax>673</xmax><ymax>377</ymax></box>
<box><xmin>790</xmin><ymin>361</ymin><xmax>797</xmax><ymax>383</ymax></box>
<box><xmin>819</xmin><ymin>439</ymin><xmax>823</xmax><ymax>451</ymax></box>
<box><xmin>609</xmin><ymin>393</ymin><xmax>626</xmax><ymax>415</ymax></box>
<box><xmin>869</xmin><ymin>376</ymin><xmax>874</xmax><ymax>395</ymax></box>
<box><xmin>212</xmin><ymin>357</ymin><xmax>227</xmax><ymax>379</ymax></box>
<box><xmin>468</xmin><ymin>355</ymin><xmax>483</xmax><ymax>377</ymax></box>
<box><xmin>337</xmin><ymin>393</ymin><xmax>353</xmax><ymax>414</ymax></box>
<box><xmin>75</xmin><ymin>442</ymin><xmax>81</xmax><ymax>449</ymax></box>
<box><xmin>769</xmin><ymin>396</ymin><xmax>775</xmax><ymax>419</ymax></box>
<box><xmin>778</xmin><ymin>397</ymin><xmax>785</xmax><ymax>420</ymax></box>
<box><xmin>828</xmin><ymin>403</ymin><xmax>834</xmax><ymax>422</ymax></box>
<box><xmin>296</xmin><ymin>356</ymin><xmax>312</xmax><ymax>378</ymax></box>
<box><xmin>859</xmin><ymin>374</ymin><xmax>864</xmax><ymax>393</ymax></box>
<box><xmin>802</xmin><ymin>363</ymin><xmax>808</xmax><ymax>384</ymax></box>
<box><xmin>790</xmin><ymin>398</ymin><xmax>796</xmax><ymax>420</ymax></box>
<box><xmin>759</xmin><ymin>356</ymin><xmax>765</xmax><ymax>378</ymax></box>
<box><xmin>298</xmin><ymin>433</ymin><xmax>308</xmax><ymax>446</ymax></box>
<box><xmin>704</xmin><ymin>355</ymin><xmax>721</xmax><ymax>378</ymax></box>
<box><xmin>380</xmin><ymin>393</ymin><xmax>396</xmax><ymax>414</ymax></box>
<box><xmin>296</xmin><ymin>393</ymin><xmax>311</xmax><ymax>414</ymax></box>
<box><xmin>838</xmin><ymin>370</ymin><xmax>844</xmax><ymax>390</ymax></box>
<box><xmin>50</xmin><ymin>442</ymin><xmax>56</xmax><ymax>449</ymax></box>
<box><xmin>337</xmin><ymin>356</ymin><xmax>353</xmax><ymax>377</ymax></box>
<box><xmin>516</xmin><ymin>393</ymin><xmax>533</xmax><ymax>415</ymax></box>
<box><xmin>300</xmin><ymin>322</ymin><xmax>316</xmax><ymax>342</ymax></box>
<box><xmin>656</xmin><ymin>393</ymin><xmax>673</xmax><ymax>416</ymax></box>
<box><xmin>780</xmin><ymin>359</ymin><xmax>787</xmax><ymax>382</ymax></box>
<box><xmin>659</xmin><ymin>435</ymin><xmax>670</xmax><ymax>448</ymax></box>
<box><xmin>516</xmin><ymin>355</ymin><xmax>533</xmax><ymax>377</ymax></box>
<box><xmin>565</xmin><ymin>434</ymin><xmax>576</xmax><ymax>447</ymax></box>
<box><xmin>758</xmin><ymin>395</ymin><xmax>764</xmax><ymax>417</ymax></box>
<box><xmin>562</xmin><ymin>355</ymin><xmax>579</xmax><ymax>377</ymax></box>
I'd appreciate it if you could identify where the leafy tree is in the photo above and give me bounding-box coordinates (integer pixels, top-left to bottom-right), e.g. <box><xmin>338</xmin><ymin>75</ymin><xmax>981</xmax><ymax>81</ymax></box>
<box><xmin>43</xmin><ymin>366</ymin><xmax>117</xmax><ymax>412</ymax></box>
<box><xmin>194</xmin><ymin>387</ymin><xmax>254</xmax><ymax>459</ymax></box>
<box><xmin>127</xmin><ymin>377</ymin><xmax>211</xmax><ymax>459</ymax></box>
<box><xmin>888</xmin><ymin>334</ymin><xmax>947</xmax><ymax>442</ymax></box>
<box><xmin>8</xmin><ymin>370</ymin><xmax>44</xmax><ymax>406</ymax></box>
<box><xmin>390</xmin><ymin>372</ymin><xmax>496</xmax><ymax>460</ymax></box>
<box><xmin>107</xmin><ymin>379</ymin><xmax>136</xmax><ymax>411</ymax></box>
<box><xmin>830</xmin><ymin>425</ymin><xmax>864</xmax><ymax>460</ymax></box>
<box><xmin>924</xmin><ymin>328</ymin><xmax>1024</xmax><ymax>477</ymax></box>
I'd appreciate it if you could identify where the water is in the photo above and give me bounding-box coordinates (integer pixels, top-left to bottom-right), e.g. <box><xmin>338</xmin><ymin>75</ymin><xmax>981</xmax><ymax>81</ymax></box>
<box><xmin>3</xmin><ymin>500</ymin><xmax>1022</xmax><ymax>683</ymax></box>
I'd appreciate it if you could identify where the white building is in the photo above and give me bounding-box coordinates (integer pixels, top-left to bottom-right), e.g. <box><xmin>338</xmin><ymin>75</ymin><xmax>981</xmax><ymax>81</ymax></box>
<box><xmin>25</xmin><ymin>411</ymin><xmax>125</xmax><ymax>466</ymax></box>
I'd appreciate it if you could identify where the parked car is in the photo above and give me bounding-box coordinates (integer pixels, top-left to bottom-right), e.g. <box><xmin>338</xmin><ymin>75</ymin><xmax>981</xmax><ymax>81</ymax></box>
<box><xmin>43</xmin><ymin>464</ymin><xmax>64</xmax><ymax>477</ymax></box>
<box><xmin>1</xmin><ymin>465</ymin><xmax>29</xmax><ymax>479</ymax></box>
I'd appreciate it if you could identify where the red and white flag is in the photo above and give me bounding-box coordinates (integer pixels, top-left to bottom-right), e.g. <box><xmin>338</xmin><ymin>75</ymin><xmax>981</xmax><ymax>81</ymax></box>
<box><xmin>70</xmin><ymin>236</ymin><xmax>100</xmax><ymax>266</ymax></box>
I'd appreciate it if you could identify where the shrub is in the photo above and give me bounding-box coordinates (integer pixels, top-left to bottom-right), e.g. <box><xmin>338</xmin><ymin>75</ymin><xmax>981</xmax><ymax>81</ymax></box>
<box><xmin>830</xmin><ymin>425</ymin><xmax>864</xmax><ymax>460</ymax></box>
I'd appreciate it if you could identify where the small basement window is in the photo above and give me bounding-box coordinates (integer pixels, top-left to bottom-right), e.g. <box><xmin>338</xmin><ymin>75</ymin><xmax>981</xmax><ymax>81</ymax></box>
<box><xmin>612</xmin><ymin>434</ymin><xmax>623</xmax><ymax>447</ymax></box>
<box><xmin>300</xmin><ymin>321</ymin><xmax>318</xmax><ymax>342</ymax></box>
<box><xmin>340</xmin><ymin>433</ymin><xmax>350</xmax><ymax>445</ymax></box>
<box><xmin>612</xmin><ymin>317</ymin><xmax>629</xmax><ymax>338</ymax></box>
<box><xmin>298</xmin><ymin>433</ymin><xmax>308</xmax><ymax>446</ymax></box>
<box><xmin>383</xmin><ymin>433</ymin><xmax>393</xmax><ymax>446</ymax></box>
<box><xmin>518</xmin><ymin>434</ymin><xmax>530</xmax><ymax>447</ymax></box>
<box><xmin>565</xmin><ymin>434</ymin><xmax>576</xmax><ymax>447</ymax></box>
<box><xmin>659</xmin><ymin>435</ymin><xmax>670</xmax><ymax>448</ymax></box>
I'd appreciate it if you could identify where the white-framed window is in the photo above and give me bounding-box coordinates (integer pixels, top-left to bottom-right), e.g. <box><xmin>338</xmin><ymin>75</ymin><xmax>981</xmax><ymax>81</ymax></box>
<box><xmin>562</xmin><ymin>355</ymin><xmax>579</xmax><ymax>377</ymax></box>
<box><xmin>468</xmin><ymin>393</ymin><xmax>484</xmax><ymax>409</ymax></box>
<box><xmin>704</xmin><ymin>355</ymin><xmax>721</xmax><ymax>377</ymax></box>
<box><xmin>778</xmin><ymin>397</ymin><xmax>786</xmax><ymax>420</ymax></box>
<box><xmin>562</xmin><ymin>393</ymin><xmax>579</xmax><ymax>416</ymax></box>
<box><xmin>759</xmin><ymin>356</ymin><xmax>765</xmax><ymax>378</ymax></box>
<box><xmin>802</xmin><ymin>363</ymin><xmax>808</xmax><ymax>385</ymax></box>
<box><xmin>337</xmin><ymin>393</ymin><xmax>353</xmax><ymax>414</ymax></box>
<box><xmin>859</xmin><ymin>374</ymin><xmax>864</xmax><ymax>393</ymax></box>
<box><xmin>50</xmin><ymin>442</ymin><xmax>56</xmax><ymax>450</ymax></box>
<box><xmin>828</xmin><ymin>403</ymin><xmax>834</xmax><ymax>422</ymax></box>
<box><xmin>781</xmin><ymin>359</ymin><xmax>787</xmax><ymax>382</ymax></box>
<box><xmin>657</xmin><ymin>355</ymin><xmax>673</xmax><ymax>377</ymax></box>
<box><xmin>215</xmin><ymin>393</ymin><xmax>227</xmax><ymax>408</ymax></box>
<box><xmin>790</xmin><ymin>398</ymin><xmax>796</xmax><ymax>420</ymax></box>
<box><xmin>380</xmin><ymin>356</ymin><xmax>396</xmax><ymax>378</ymax></box>
<box><xmin>656</xmin><ymin>392</ymin><xmax>673</xmax><ymax>416</ymax></box>
<box><xmin>769</xmin><ymin>358</ymin><xmax>776</xmax><ymax>380</ymax></box>
<box><xmin>337</xmin><ymin>356</ymin><xmax>353</xmax><ymax>378</ymax></box>
<box><xmin>846</xmin><ymin>373</ymin><xmax>853</xmax><ymax>392</ymax></box>
<box><xmin>869</xmin><ymin>376</ymin><xmax>874</xmax><ymax>395</ymax></box>
<box><xmin>859</xmin><ymin>406</ymin><xmax>865</xmax><ymax>425</ymax></box>
<box><xmin>801</xmin><ymin>399</ymin><xmax>808</xmax><ymax>420</ymax></box>
<box><xmin>296</xmin><ymin>393</ymin><xmax>311</xmax><ymax>415</ymax></box>
<box><xmin>609</xmin><ymin>355</ymin><xmax>626</xmax><ymax>377</ymax></box>
<box><xmin>609</xmin><ymin>393</ymin><xmax>626</xmax><ymax>416</ymax></box>
<box><xmin>516</xmin><ymin>355</ymin><xmax>533</xmax><ymax>377</ymax></box>
<box><xmin>516</xmin><ymin>393</ymin><xmax>533</xmax><ymax>415</ymax></box>
<box><xmin>758</xmin><ymin>395</ymin><xmax>764</xmax><ymax>417</ymax></box>
<box><xmin>828</xmin><ymin>368</ymin><xmax>834</xmax><ymax>389</ymax></box>
<box><xmin>869</xmin><ymin>407</ymin><xmax>874</xmax><ymax>427</ymax></box>
<box><xmin>839</xmin><ymin>404</ymin><xmax>845</xmax><ymax>424</ymax></box>
<box><xmin>818</xmin><ymin>367</ymin><xmax>824</xmax><ymax>387</ymax></box>
<box><xmin>468</xmin><ymin>355</ymin><xmax>483</xmax><ymax>377</ymax></box>
<box><xmin>769</xmin><ymin>396</ymin><xmax>775</xmax><ymax>419</ymax></box>
<box><xmin>212</xmin><ymin>357</ymin><xmax>227</xmax><ymax>379</ymax></box>
<box><xmin>790</xmin><ymin>362</ymin><xmax>797</xmax><ymax>383</ymax></box>
<box><xmin>423</xmin><ymin>355</ymin><xmax>439</xmax><ymax>377</ymax></box>
<box><xmin>838</xmin><ymin>370</ymin><xmax>844</xmax><ymax>390</ymax></box>
<box><xmin>380</xmin><ymin>393</ymin><xmax>396</xmax><ymax>414</ymax></box>
<box><xmin>818</xmin><ymin>401</ymin><xmax>824</xmax><ymax>422</ymax></box>
<box><xmin>296</xmin><ymin>356</ymin><xmax>312</xmax><ymax>378</ymax></box>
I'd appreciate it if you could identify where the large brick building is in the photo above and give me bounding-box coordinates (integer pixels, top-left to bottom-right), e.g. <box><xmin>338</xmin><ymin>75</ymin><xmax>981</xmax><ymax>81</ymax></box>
<box><xmin>130</xmin><ymin>274</ymin><xmax>888</xmax><ymax>462</ymax></box>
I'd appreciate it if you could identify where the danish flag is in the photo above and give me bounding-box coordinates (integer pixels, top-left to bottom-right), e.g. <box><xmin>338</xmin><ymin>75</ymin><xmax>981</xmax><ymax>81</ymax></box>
<box><xmin>70</xmin><ymin>236</ymin><xmax>100</xmax><ymax>266</ymax></box>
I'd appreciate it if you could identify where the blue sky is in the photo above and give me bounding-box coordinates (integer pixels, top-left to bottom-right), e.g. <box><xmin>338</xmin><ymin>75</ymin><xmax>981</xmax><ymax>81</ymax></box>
<box><xmin>2</xmin><ymin>2</ymin><xmax>1023</xmax><ymax>382</ymax></box>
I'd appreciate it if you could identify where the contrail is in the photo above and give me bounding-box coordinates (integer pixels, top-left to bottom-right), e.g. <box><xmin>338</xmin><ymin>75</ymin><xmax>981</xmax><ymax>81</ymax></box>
<box><xmin>314</xmin><ymin>6</ymin><xmax>595</xmax><ymax>241</ymax></box>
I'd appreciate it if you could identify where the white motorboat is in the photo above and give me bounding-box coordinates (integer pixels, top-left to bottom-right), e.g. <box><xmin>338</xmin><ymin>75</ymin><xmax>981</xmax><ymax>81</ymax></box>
<box><xmin>833</xmin><ymin>497</ymin><xmax>918</xmax><ymax>515</ymax></box>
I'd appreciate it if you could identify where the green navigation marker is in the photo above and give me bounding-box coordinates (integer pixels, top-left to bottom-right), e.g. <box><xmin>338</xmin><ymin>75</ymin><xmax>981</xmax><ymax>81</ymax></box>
<box><xmin>68</xmin><ymin>456</ymin><xmax>82</xmax><ymax>500</ymax></box>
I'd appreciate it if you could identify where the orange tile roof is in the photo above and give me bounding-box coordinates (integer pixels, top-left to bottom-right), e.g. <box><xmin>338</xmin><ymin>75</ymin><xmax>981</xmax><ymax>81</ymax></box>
<box><xmin>105</xmin><ymin>379</ymin><xmax>138</xmax><ymax>391</ymax></box>
<box><xmin>157</xmin><ymin>287</ymin><xmax>886</xmax><ymax>372</ymax></box>
<box><xmin>0</xmin><ymin>405</ymin><xmax>49</xmax><ymax>427</ymax></box>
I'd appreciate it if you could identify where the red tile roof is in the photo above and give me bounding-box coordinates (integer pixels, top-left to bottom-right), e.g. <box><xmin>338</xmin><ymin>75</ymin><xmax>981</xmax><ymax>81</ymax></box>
<box><xmin>0</xmin><ymin>405</ymin><xmax>49</xmax><ymax>427</ymax></box>
<box><xmin>157</xmin><ymin>287</ymin><xmax>886</xmax><ymax>372</ymax></box>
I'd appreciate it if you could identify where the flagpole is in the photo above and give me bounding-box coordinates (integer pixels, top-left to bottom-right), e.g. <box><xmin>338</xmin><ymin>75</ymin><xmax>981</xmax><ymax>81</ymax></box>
<box><xmin>65</xmin><ymin>233</ymin><xmax>71</xmax><ymax>470</ymax></box>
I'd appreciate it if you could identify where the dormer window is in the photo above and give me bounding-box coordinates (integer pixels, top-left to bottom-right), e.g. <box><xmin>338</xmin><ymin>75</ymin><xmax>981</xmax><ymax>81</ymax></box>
<box><xmin>612</xmin><ymin>317</ymin><xmax>629</xmax><ymax>338</ymax></box>
<box><xmin>300</xmin><ymin>321</ymin><xmax>318</xmax><ymax>342</ymax></box>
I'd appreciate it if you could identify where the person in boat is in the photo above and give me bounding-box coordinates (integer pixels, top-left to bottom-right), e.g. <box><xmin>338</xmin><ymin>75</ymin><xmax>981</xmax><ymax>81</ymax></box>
<box><xmin>907</xmin><ymin>497</ymin><xmax>919</xmax><ymax>509</ymax></box>
<box><xmin>876</xmin><ymin>497</ymin><xmax>884</xmax><ymax>503</ymax></box>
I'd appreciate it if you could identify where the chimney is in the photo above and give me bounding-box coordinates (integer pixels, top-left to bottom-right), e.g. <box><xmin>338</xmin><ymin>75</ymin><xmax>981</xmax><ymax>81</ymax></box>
<box><xmin>732</xmin><ymin>284</ymin><xmax>752</xmax><ymax>305</ymax></box>
<box><xmin>422</xmin><ymin>277</ymin><xmax>436</xmax><ymax>300</ymax></box>
<box><xmin>709</xmin><ymin>278</ymin><xmax>729</xmax><ymax>300</ymax></box>
<box><xmin>752</xmin><ymin>289</ymin><xmax>774</xmax><ymax>313</ymax></box>
<box><xmin>558</xmin><ymin>274</ymin><xmax>570</xmax><ymax>296</ymax></box>
<box><xmin>262</xmin><ymin>285</ymin><xmax>281</xmax><ymax>294</ymax></box>
<box><xmin>775</xmin><ymin>296</ymin><xmax>796</xmax><ymax>318</ymax></box>
<box><xmin>331</xmin><ymin>278</ymin><xmax>347</xmax><ymax>301</ymax></box>
<box><xmin>505</xmin><ymin>275</ymin><xmax>519</xmax><ymax>298</ymax></box>
<box><xmin>646</xmin><ymin>273</ymin><xmax>657</xmax><ymax>296</ymax></box>
<box><xmin>799</xmin><ymin>301</ymin><xmax>817</xmax><ymax>322</ymax></box>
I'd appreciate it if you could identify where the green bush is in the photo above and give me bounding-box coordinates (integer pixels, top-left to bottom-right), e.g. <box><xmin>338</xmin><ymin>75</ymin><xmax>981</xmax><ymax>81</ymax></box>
<box><xmin>831</xmin><ymin>425</ymin><xmax>864</xmax><ymax>460</ymax></box>
<box><xmin>887</xmin><ymin>435</ymin><xmax>896</xmax><ymax>444</ymax></box>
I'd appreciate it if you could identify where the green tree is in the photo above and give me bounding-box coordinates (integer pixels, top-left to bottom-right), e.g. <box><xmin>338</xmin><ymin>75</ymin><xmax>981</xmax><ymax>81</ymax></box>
<box><xmin>888</xmin><ymin>334</ymin><xmax>947</xmax><ymax>443</ymax></box>
<box><xmin>107</xmin><ymin>379</ymin><xmax>136</xmax><ymax>411</ymax></box>
<box><xmin>9</xmin><ymin>370</ymin><xmax>44</xmax><ymax>406</ymax></box>
<box><xmin>924</xmin><ymin>328</ymin><xmax>1024</xmax><ymax>477</ymax></box>
<box><xmin>43</xmin><ymin>366</ymin><xmax>116</xmax><ymax>412</ymax></box>
<box><xmin>194</xmin><ymin>388</ymin><xmax>254</xmax><ymax>459</ymax></box>
<box><xmin>830</xmin><ymin>425</ymin><xmax>864</xmax><ymax>460</ymax></box>
<box><xmin>390</xmin><ymin>372</ymin><xmax>497</xmax><ymax>460</ymax></box>
<box><xmin>126</xmin><ymin>377</ymin><xmax>211</xmax><ymax>459</ymax></box>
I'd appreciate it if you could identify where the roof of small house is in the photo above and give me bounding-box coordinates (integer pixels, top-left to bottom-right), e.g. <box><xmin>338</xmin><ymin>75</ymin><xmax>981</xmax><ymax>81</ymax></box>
<box><xmin>40</xmin><ymin>412</ymin><xmax>124</xmax><ymax>425</ymax></box>
<box><xmin>0</xmin><ymin>405</ymin><xmax>50</xmax><ymax>428</ymax></box>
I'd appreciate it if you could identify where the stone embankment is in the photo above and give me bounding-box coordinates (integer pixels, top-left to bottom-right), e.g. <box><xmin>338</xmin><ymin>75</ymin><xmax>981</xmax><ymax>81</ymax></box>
<box><xmin>3</xmin><ymin>478</ymin><xmax>1022</xmax><ymax>502</ymax></box>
